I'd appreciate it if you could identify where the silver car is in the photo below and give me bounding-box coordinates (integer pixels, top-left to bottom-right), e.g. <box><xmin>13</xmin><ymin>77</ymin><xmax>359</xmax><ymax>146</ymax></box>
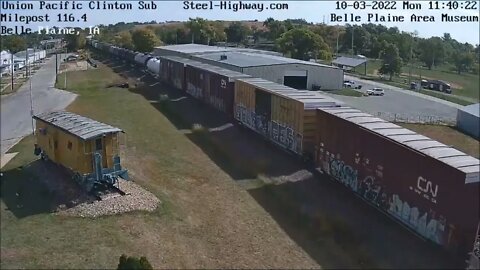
<box><xmin>367</xmin><ymin>88</ymin><xmax>385</xmax><ymax>96</ymax></box>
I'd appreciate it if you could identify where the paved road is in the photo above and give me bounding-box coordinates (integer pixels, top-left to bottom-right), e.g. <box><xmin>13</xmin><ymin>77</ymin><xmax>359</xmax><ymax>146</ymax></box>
<box><xmin>325</xmin><ymin>75</ymin><xmax>462</xmax><ymax>123</ymax></box>
<box><xmin>1</xmin><ymin>54</ymin><xmax>77</xmax><ymax>154</ymax></box>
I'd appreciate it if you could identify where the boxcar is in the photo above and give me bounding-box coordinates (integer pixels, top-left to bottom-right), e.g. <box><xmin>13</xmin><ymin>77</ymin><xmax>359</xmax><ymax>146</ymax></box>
<box><xmin>314</xmin><ymin>106</ymin><xmax>480</xmax><ymax>257</ymax></box>
<box><xmin>185</xmin><ymin>62</ymin><xmax>251</xmax><ymax>117</ymax></box>
<box><xmin>33</xmin><ymin>111</ymin><xmax>129</xmax><ymax>192</ymax></box>
<box><xmin>159</xmin><ymin>56</ymin><xmax>202</xmax><ymax>91</ymax></box>
<box><xmin>234</xmin><ymin>78</ymin><xmax>340</xmax><ymax>159</ymax></box>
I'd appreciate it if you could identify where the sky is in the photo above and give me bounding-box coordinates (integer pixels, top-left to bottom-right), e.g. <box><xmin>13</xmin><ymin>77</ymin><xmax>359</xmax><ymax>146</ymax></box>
<box><xmin>2</xmin><ymin>0</ymin><xmax>479</xmax><ymax>45</ymax></box>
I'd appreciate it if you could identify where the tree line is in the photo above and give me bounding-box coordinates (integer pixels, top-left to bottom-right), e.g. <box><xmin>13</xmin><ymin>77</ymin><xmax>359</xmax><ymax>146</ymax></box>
<box><xmin>2</xmin><ymin>18</ymin><xmax>478</xmax><ymax>79</ymax></box>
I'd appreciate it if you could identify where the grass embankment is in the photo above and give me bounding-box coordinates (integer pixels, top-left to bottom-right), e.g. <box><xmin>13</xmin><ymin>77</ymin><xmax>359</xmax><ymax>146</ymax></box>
<box><xmin>352</xmin><ymin>59</ymin><xmax>479</xmax><ymax>105</ymax></box>
<box><xmin>398</xmin><ymin>123</ymin><xmax>480</xmax><ymax>158</ymax></box>
<box><xmin>325</xmin><ymin>88</ymin><xmax>364</xmax><ymax>97</ymax></box>
<box><xmin>1</xmin><ymin>63</ymin><xmax>322</xmax><ymax>269</ymax></box>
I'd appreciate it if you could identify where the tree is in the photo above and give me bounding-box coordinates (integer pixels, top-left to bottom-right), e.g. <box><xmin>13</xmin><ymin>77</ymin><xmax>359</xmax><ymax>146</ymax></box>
<box><xmin>65</xmin><ymin>28</ymin><xmax>86</xmax><ymax>51</ymax></box>
<box><xmin>131</xmin><ymin>28</ymin><xmax>161</xmax><ymax>53</ymax></box>
<box><xmin>452</xmin><ymin>52</ymin><xmax>475</xmax><ymax>74</ymax></box>
<box><xmin>277</xmin><ymin>28</ymin><xmax>331</xmax><ymax>61</ymax></box>
<box><xmin>418</xmin><ymin>37</ymin><xmax>445</xmax><ymax>69</ymax></box>
<box><xmin>263</xmin><ymin>18</ymin><xmax>286</xmax><ymax>40</ymax></box>
<box><xmin>117</xmin><ymin>254</ymin><xmax>153</xmax><ymax>270</ymax></box>
<box><xmin>114</xmin><ymin>31</ymin><xmax>133</xmax><ymax>49</ymax></box>
<box><xmin>185</xmin><ymin>17</ymin><xmax>209</xmax><ymax>44</ymax></box>
<box><xmin>378</xmin><ymin>43</ymin><xmax>403</xmax><ymax>80</ymax></box>
<box><xmin>225</xmin><ymin>22</ymin><xmax>249</xmax><ymax>43</ymax></box>
<box><xmin>2</xmin><ymin>35</ymin><xmax>27</xmax><ymax>53</ymax></box>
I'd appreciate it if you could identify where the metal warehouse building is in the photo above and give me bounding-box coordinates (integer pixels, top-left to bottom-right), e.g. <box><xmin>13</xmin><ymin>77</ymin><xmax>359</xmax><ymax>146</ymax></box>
<box><xmin>153</xmin><ymin>44</ymin><xmax>344</xmax><ymax>90</ymax></box>
<box><xmin>457</xmin><ymin>103</ymin><xmax>480</xmax><ymax>139</ymax></box>
<box><xmin>153</xmin><ymin>43</ymin><xmax>283</xmax><ymax>58</ymax></box>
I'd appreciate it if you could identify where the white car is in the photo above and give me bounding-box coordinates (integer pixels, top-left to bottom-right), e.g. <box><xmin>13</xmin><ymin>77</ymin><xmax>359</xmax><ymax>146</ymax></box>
<box><xmin>343</xmin><ymin>82</ymin><xmax>352</xmax><ymax>88</ymax></box>
<box><xmin>367</xmin><ymin>88</ymin><xmax>385</xmax><ymax>96</ymax></box>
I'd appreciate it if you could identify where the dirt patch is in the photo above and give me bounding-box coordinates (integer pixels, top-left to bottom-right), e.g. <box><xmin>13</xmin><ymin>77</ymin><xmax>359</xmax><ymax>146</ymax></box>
<box><xmin>60</xmin><ymin>61</ymin><xmax>88</xmax><ymax>73</ymax></box>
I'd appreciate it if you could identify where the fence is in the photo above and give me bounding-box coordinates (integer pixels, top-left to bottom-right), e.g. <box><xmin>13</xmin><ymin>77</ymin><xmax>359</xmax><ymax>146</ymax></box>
<box><xmin>369</xmin><ymin>111</ymin><xmax>456</xmax><ymax>126</ymax></box>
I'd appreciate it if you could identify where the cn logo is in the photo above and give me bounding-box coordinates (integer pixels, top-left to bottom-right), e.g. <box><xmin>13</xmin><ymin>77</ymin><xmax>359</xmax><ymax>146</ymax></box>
<box><xmin>220</xmin><ymin>79</ymin><xmax>227</xmax><ymax>89</ymax></box>
<box><xmin>417</xmin><ymin>176</ymin><xmax>439</xmax><ymax>198</ymax></box>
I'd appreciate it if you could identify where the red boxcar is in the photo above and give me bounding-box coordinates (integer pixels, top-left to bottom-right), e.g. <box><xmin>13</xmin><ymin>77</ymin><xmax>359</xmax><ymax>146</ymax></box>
<box><xmin>185</xmin><ymin>63</ymin><xmax>251</xmax><ymax>117</ymax></box>
<box><xmin>314</xmin><ymin>106</ymin><xmax>480</xmax><ymax>257</ymax></box>
<box><xmin>159</xmin><ymin>56</ymin><xmax>202</xmax><ymax>91</ymax></box>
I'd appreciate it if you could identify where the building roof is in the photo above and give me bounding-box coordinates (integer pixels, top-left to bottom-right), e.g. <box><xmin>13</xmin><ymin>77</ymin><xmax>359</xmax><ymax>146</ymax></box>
<box><xmin>33</xmin><ymin>111</ymin><xmax>123</xmax><ymax>140</ymax></box>
<box><xmin>237</xmin><ymin>77</ymin><xmax>342</xmax><ymax>108</ymax></box>
<box><xmin>155</xmin><ymin>43</ymin><xmax>282</xmax><ymax>56</ymax></box>
<box><xmin>194</xmin><ymin>51</ymin><xmax>338</xmax><ymax>69</ymax></box>
<box><xmin>187</xmin><ymin>61</ymin><xmax>252</xmax><ymax>80</ymax></box>
<box><xmin>318</xmin><ymin>106</ymin><xmax>480</xmax><ymax>183</ymax></box>
<box><xmin>332</xmin><ymin>56</ymin><xmax>367</xmax><ymax>67</ymax></box>
<box><xmin>459</xmin><ymin>103</ymin><xmax>480</xmax><ymax>117</ymax></box>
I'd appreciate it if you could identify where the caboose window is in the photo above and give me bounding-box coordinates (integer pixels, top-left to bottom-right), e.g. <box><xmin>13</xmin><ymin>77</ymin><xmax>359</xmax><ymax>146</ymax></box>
<box><xmin>95</xmin><ymin>138</ymin><xmax>103</xmax><ymax>151</ymax></box>
<box><xmin>54</xmin><ymin>140</ymin><xmax>58</xmax><ymax>149</ymax></box>
<box><xmin>67</xmin><ymin>141</ymin><xmax>72</xmax><ymax>150</ymax></box>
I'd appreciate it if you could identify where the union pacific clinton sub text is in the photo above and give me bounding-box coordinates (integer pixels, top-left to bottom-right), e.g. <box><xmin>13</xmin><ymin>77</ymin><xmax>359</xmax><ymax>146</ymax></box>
<box><xmin>183</xmin><ymin>1</ymin><xmax>289</xmax><ymax>12</ymax></box>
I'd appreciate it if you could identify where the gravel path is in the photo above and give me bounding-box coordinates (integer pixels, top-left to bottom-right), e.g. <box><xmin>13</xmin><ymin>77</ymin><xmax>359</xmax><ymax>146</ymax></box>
<box><xmin>58</xmin><ymin>179</ymin><xmax>160</xmax><ymax>218</ymax></box>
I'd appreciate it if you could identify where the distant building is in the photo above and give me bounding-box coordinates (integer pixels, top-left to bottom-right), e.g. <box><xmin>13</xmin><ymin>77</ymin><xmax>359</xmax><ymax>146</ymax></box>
<box><xmin>331</xmin><ymin>56</ymin><xmax>368</xmax><ymax>75</ymax></box>
<box><xmin>153</xmin><ymin>43</ymin><xmax>343</xmax><ymax>90</ymax></box>
<box><xmin>0</xmin><ymin>50</ymin><xmax>27</xmax><ymax>75</ymax></box>
<box><xmin>457</xmin><ymin>103</ymin><xmax>480</xmax><ymax>139</ymax></box>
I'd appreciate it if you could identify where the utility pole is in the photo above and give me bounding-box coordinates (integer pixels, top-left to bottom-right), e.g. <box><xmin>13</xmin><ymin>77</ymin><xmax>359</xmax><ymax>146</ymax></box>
<box><xmin>29</xmin><ymin>62</ymin><xmax>35</xmax><ymax>135</ymax></box>
<box><xmin>351</xmin><ymin>27</ymin><xmax>354</xmax><ymax>56</ymax></box>
<box><xmin>10</xmin><ymin>53</ymin><xmax>14</xmax><ymax>92</ymax></box>
<box><xmin>64</xmin><ymin>47</ymin><xmax>67</xmax><ymax>90</ymax></box>
<box><xmin>336</xmin><ymin>31</ymin><xmax>339</xmax><ymax>57</ymax></box>
<box><xmin>55</xmin><ymin>51</ymin><xmax>58</xmax><ymax>83</ymax></box>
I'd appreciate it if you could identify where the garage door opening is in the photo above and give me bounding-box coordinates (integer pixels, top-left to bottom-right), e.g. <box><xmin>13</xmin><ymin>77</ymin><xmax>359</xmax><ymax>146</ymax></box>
<box><xmin>284</xmin><ymin>70</ymin><xmax>307</xmax><ymax>90</ymax></box>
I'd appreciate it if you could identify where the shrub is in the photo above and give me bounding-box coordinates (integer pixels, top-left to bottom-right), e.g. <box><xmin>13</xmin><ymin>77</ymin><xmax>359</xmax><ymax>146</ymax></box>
<box><xmin>117</xmin><ymin>254</ymin><xmax>153</xmax><ymax>270</ymax></box>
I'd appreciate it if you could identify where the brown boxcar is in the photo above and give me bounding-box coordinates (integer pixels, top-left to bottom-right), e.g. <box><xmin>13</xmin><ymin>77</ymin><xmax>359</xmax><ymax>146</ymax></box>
<box><xmin>159</xmin><ymin>56</ymin><xmax>203</xmax><ymax>91</ymax></box>
<box><xmin>185</xmin><ymin>62</ymin><xmax>251</xmax><ymax>117</ymax></box>
<box><xmin>234</xmin><ymin>78</ymin><xmax>341</xmax><ymax>158</ymax></box>
<box><xmin>314</xmin><ymin>106</ymin><xmax>480</xmax><ymax>257</ymax></box>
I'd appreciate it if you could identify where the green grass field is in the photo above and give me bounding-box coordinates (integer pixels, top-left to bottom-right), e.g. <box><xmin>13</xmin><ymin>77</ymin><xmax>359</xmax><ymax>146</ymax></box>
<box><xmin>356</xmin><ymin>59</ymin><xmax>479</xmax><ymax>104</ymax></box>
<box><xmin>398</xmin><ymin>123</ymin><xmax>479</xmax><ymax>158</ymax></box>
<box><xmin>325</xmin><ymin>88</ymin><xmax>364</xmax><ymax>97</ymax></box>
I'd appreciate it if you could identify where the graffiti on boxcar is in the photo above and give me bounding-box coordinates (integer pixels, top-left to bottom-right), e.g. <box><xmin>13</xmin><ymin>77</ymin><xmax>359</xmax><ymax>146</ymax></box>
<box><xmin>235</xmin><ymin>104</ymin><xmax>302</xmax><ymax>154</ymax></box>
<box><xmin>270</xmin><ymin>120</ymin><xmax>302</xmax><ymax>154</ymax></box>
<box><xmin>317</xmin><ymin>142</ymin><xmax>450</xmax><ymax>246</ymax></box>
<box><xmin>388</xmin><ymin>193</ymin><xmax>448</xmax><ymax>245</ymax></box>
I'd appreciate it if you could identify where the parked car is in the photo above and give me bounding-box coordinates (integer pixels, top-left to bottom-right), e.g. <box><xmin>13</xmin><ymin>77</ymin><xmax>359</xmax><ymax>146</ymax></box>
<box><xmin>366</xmin><ymin>88</ymin><xmax>385</xmax><ymax>96</ymax></box>
<box><xmin>64</xmin><ymin>55</ymin><xmax>79</xmax><ymax>62</ymax></box>
<box><xmin>343</xmin><ymin>82</ymin><xmax>352</xmax><ymax>88</ymax></box>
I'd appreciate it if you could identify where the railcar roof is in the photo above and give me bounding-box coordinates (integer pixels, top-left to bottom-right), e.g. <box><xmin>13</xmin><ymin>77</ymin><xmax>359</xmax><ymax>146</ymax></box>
<box><xmin>33</xmin><ymin>111</ymin><xmax>123</xmax><ymax>141</ymax></box>
<box><xmin>318</xmin><ymin>106</ymin><xmax>480</xmax><ymax>183</ymax></box>
<box><xmin>187</xmin><ymin>61</ymin><xmax>252</xmax><ymax>79</ymax></box>
<box><xmin>237</xmin><ymin>77</ymin><xmax>341</xmax><ymax>108</ymax></box>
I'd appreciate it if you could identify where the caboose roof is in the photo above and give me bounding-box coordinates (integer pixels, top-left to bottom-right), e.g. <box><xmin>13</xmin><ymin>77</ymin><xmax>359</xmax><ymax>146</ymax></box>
<box><xmin>33</xmin><ymin>111</ymin><xmax>123</xmax><ymax>140</ymax></box>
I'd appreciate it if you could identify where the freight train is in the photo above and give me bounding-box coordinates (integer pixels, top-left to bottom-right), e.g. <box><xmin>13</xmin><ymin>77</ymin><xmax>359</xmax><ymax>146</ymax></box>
<box><xmin>87</xmin><ymin>39</ymin><xmax>480</xmax><ymax>261</ymax></box>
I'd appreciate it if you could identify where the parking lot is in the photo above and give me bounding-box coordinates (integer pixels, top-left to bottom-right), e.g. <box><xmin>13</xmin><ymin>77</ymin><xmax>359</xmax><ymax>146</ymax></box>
<box><xmin>327</xmin><ymin>75</ymin><xmax>462</xmax><ymax>124</ymax></box>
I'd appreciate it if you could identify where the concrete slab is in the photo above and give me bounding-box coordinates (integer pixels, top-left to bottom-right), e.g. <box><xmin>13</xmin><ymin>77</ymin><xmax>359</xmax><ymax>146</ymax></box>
<box><xmin>1</xmin><ymin>152</ymin><xmax>18</xmax><ymax>169</ymax></box>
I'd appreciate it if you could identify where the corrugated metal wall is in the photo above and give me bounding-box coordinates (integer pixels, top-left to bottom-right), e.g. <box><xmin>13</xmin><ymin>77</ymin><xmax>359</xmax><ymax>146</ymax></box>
<box><xmin>244</xmin><ymin>64</ymin><xmax>343</xmax><ymax>90</ymax></box>
<box><xmin>457</xmin><ymin>110</ymin><xmax>480</xmax><ymax>139</ymax></box>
